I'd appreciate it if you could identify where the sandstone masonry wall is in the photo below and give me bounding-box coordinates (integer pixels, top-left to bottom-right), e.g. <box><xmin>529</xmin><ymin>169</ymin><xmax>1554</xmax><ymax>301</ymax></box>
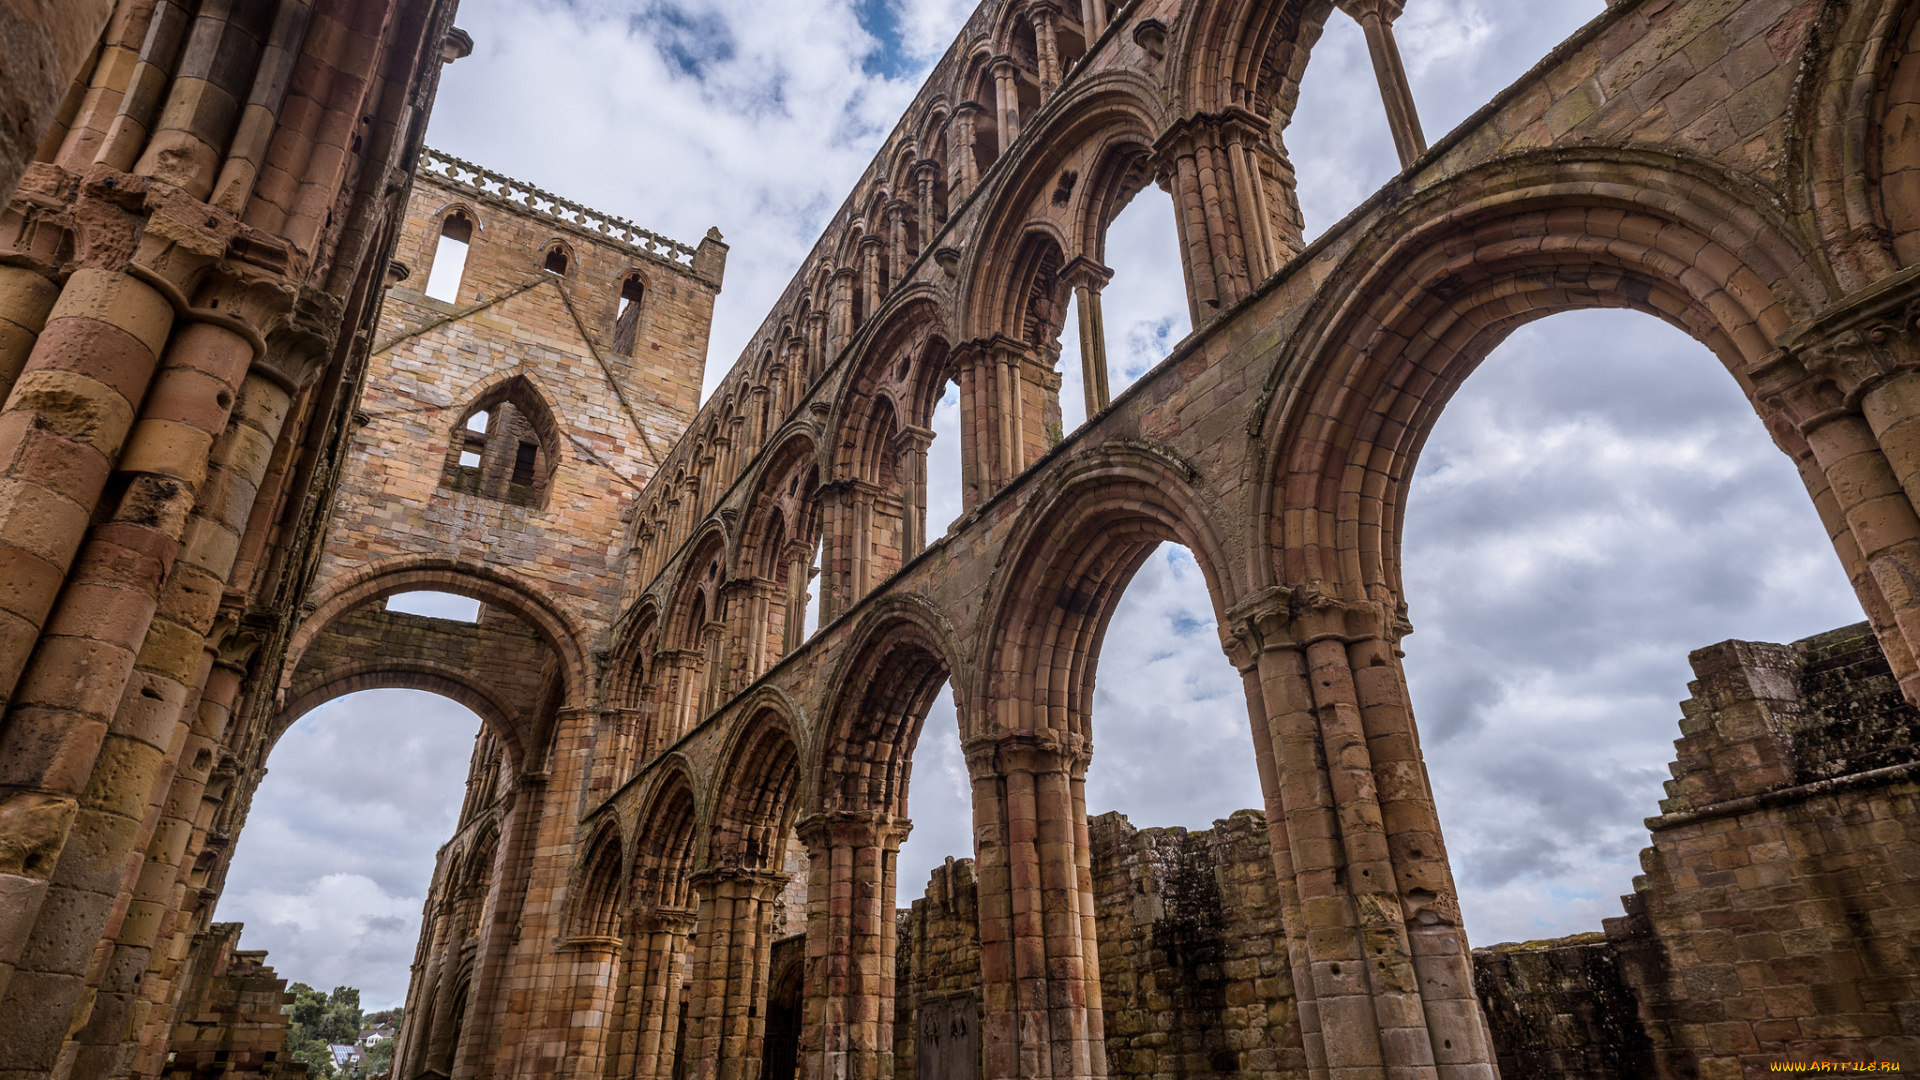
<box><xmin>159</xmin><ymin>924</ymin><xmax>307</xmax><ymax>1080</ymax></box>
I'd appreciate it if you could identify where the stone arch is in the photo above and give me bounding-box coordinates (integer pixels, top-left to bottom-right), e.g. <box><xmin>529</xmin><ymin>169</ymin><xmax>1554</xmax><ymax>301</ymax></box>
<box><xmin>812</xmin><ymin>595</ymin><xmax>965</xmax><ymax>817</ymax></box>
<box><xmin>1255</xmin><ymin>150</ymin><xmax>1837</xmax><ymax>603</ymax></box>
<box><xmin>1166</xmin><ymin>0</ymin><xmax>1336</xmax><ymax>123</ymax></box>
<box><xmin>706</xmin><ymin>705</ymin><xmax>806</xmax><ymax>871</ymax></box>
<box><xmin>539</xmin><ymin>237</ymin><xmax>577</xmax><ymax>277</ymax></box>
<box><xmin>632</xmin><ymin>759</ymin><xmax>703</xmax><ymax>910</ymax></box>
<box><xmin>1794</xmin><ymin>0</ymin><xmax>1912</xmax><ymax>287</ymax></box>
<box><xmin>957</xmin><ymin>75</ymin><xmax>1166</xmax><ymax>342</ymax></box>
<box><xmin>287</xmin><ymin>555</ymin><xmax>596</xmax><ymax>715</ymax></box>
<box><xmin>830</xmin><ymin>299</ymin><xmax>949</xmax><ymax>470</ymax></box>
<box><xmin>608</xmin><ymin>600</ymin><xmax>662</xmax><ymax>711</ymax></box>
<box><xmin>975</xmin><ymin>444</ymin><xmax>1236</xmax><ymax>740</ymax></box>
<box><xmin>567</xmin><ymin>820</ymin><xmax>627</xmax><ymax>939</ymax></box>
<box><xmin>275</xmin><ymin>661</ymin><xmax>524</xmax><ymax>770</ymax></box>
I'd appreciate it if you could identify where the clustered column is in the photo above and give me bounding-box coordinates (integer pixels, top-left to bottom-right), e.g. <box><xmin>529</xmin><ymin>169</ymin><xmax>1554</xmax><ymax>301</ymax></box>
<box><xmin>963</xmin><ymin>729</ymin><xmax>1105</xmax><ymax>1080</ymax></box>
<box><xmin>1062</xmin><ymin>258</ymin><xmax>1113</xmax><ymax>418</ymax></box>
<box><xmin>687</xmin><ymin>868</ymin><xmax>790</xmax><ymax>1080</ymax></box>
<box><xmin>1153</xmin><ymin>111</ymin><xmax>1305</xmax><ymax>321</ymax></box>
<box><xmin>613</xmin><ymin>906</ymin><xmax>697</xmax><ymax>1080</ymax></box>
<box><xmin>797</xmin><ymin>810</ymin><xmax>910</xmax><ymax>1080</ymax></box>
<box><xmin>1226</xmin><ymin>588</ymin><xmax>1496</xmax><ymax>1080</ymax></box>
<box><xmin>1753</xmin><ymin>282</ymin><xmax>1920</xmax><ymax>705</ymax></box>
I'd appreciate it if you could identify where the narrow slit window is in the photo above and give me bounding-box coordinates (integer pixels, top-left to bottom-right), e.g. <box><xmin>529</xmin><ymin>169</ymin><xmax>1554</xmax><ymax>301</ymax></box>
<box><xmin>424</xmin><ymin>213</ymin><xmax>473</xmax><ymax>302</ymax></box>
<box><xmin>512</xmin><ymin>442</ymin><xmax>538</xmax><ymax>487</ymax></box>
<box><xmin>614</xmin><ymin>276</ymin><xmax>645</xmax><ymax>355</ymax></box>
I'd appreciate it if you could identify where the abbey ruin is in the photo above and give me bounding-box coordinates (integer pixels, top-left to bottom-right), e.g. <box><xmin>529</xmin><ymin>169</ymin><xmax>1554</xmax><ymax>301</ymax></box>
<box><xmin>0</xmin><ymin>0</ymin><xmax>1917</xmax><ymax>1077</ymax></box>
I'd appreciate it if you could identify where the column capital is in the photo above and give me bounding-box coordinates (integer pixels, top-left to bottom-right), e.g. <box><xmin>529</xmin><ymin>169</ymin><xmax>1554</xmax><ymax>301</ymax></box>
<box><xmin>1754</xmin><ymin>267</ymin><xmax>1920</xmax><ymax>432</ymax></box>
<box><xmin>858</xmin><ymin>233</ymin><xmax>885</xmax><ymax>253</ymax></box>
<box><xmin>1335</xmin><ymin>0</ymin><xmax>1406</xmax><ymax>22</ymax></box>
<box><xmin>795</xmin><ymin>809</ymin><xmax>912</xmax><ymax>851</ymax></box>
<box><xmin>954</xmin><ymin>100</ymin><xmax>991</xmax><ymax>120</ymax></box>
<box><xmin>1059</xmin><ymin>255</ymin><xmax>1113</xmax><ymax>292</ymax></box>
<box><xmin>687</xmin><ymin>865</ymin><xmax>789</xmax><ymax>898</ymax></box>
<box><xmin>1220</xmin><ymin>582</ymin><xmax>1407</xmax><ymax>669</ymax></box>
<box><xmin>990</xmin><ymin>54</ymin><xmax>1021</xmax><ymax>78</ymax></box>
<box><xmin>913</xmin><ymin>158</ymin><xmax>943</xmax><ymax>180</ymax></box>
<box><xmin>635</xmin><ymin>905</ymin><xmax>698</xmax><ymax>934</ymax></box>
<box><xmin>961</xmin><ymin>728</ymin><xmax>1090</xmax><ymax>779</ymax></box>
<box><xmin>892</xmin><ymin>424</ymin><xmax>936</xmax><ymax>455</ymax></box>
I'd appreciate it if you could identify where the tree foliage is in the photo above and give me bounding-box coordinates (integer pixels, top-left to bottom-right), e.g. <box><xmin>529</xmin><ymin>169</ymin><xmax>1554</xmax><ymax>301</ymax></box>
<box><xmin>284</xmin><ymin>984</ymin><xmax>364</xmax><ymax>1078</ymax></box>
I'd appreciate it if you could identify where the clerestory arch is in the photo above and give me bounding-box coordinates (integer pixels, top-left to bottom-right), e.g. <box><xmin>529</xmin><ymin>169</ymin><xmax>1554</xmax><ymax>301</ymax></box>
<box><xmin>1256</xmin><ymin>150</ymin><xmax>1839</xmax><ymax>606</ymax></box>
<box><xmin>974</xmin><ymin>445</ymin><xmax>1237</xmax><ymax>740</ymax></box>
<box><xmin>812</xmin><ymin>595</ymin><xmax>964</xmax><ymax>817</ymax></box>
<box><xmin>706</xmin><ymin>704</ymin><xmax>806</xmax><ymax>871</ymax></box>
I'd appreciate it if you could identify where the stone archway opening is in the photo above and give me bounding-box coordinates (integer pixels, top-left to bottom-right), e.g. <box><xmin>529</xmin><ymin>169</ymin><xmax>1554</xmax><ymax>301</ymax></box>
<box><xmin>217</xmin><ymin>688</ymin><xmax>491</xmax><ymax>1015</ymax></box>
<box><xmin>1398</xmin><ymin>308</ymin><xmax>1865</xmax><ymax>947</ymax></box>
<box><xmin>1055</xmin><ymin>184</ymin><xmax>1190</xmax><ymax>433</ymax></box>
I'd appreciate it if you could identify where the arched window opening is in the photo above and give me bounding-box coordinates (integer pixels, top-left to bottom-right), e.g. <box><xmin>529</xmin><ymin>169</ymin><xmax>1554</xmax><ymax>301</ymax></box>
<box><xmin>924</xmin><ymin>374</ymin><xmax>963</xmax><ymax>544</ymax></box>
<box><xmin>385</xmin><ymin>591</ymin><xmax>483</xmax><ymax>623</ymax></box>
<box><xmin>444</xmin><ymin>379</ymin><xmax>560</xmax><ymax>509</ymax></box>
<box><xmin>1057</xmin><ymin>180</ymin><xmax>1188</xmax><ymax>433</ymax></box>
<box><xmin>543</xmin><ymin>245</ymin><xmax>569</xmax><ymax>275</ymax></box>
<box><xmin>217</xmin><ymin>690</ymin><xmax>490</xmax><ymax>1024</ymax></box>
<box><xmin>424</xmin><ymin>211</ymin><xmax>474</xmax><ymax>303</ymax></box>
<box><xmin>1401</xmin><ymin>309</ymin><xmax>1862</xmax><ymax>946</ymax></box>
<box><xmin>1082</xmin><ymin>543</ymin><xmax>1259</xmax><ymax>831</ymax></box>
<box><xmin>802</xmin><ymin>535</ymin><xmax>823</xmax><ymax>639</ymax></box>
<box><xmin>615</xmin><ymin>275</ymin><xmax>646</xmax><ymax>356</ymax></box>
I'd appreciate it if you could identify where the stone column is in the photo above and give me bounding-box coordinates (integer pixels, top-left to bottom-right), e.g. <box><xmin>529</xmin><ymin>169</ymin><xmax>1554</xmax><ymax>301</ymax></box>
<box><xmin>742</xmin><ymin>578</ymin><xmax>777</xmax><ymax>683</ymax></box>
<box><xmin>860</xmin><ymin>235</ymin><xmax>885</xmax><ymax>328</ymax></box>
<box><xmin>1754</xmin><ymin>290</ymin><xmax>1920</xmax><ymax>706</ymax></box>
<box><xmin>963</xmin><ymin>729</ymin><xmax>1105</xmax><ymax>1080</ymax></box>
<box><xmin>0</xmin><ymin>265</ymin><xmax>60</xmax><ymax>405</ymax></box>
<box><xmin>1227</xmin><ymin>587</ymin><xmax>1498</xmax><ymax>1080</ymax></box>
<box><xmin>850</xmin><ymin>482</ymin><xmax>878</xmax><ymax>602</ymax></box>
<box><xmin>951</xmin><ymin>105</ymin><xmax>984</xmax><ymax>202</ymax></box>
<box><xmin>896</xmin><ymin>426</ymin><xmax>935</xmax><ymax>557</ymax></box>
<box><xmin>561</xmin><ymin>935</ymin><xmax>625</xmax><ymax>1080</ymax></box>
<box><xmin>623</xmin><ymin>907</ymin><xmax>696</xmax><ymax>1080</ymax></box>
<box><xmin>700</xmin><ymin>621</ymin><xmax>729</xmax><ymax>719</ymax></box>
<box><xmin>1338</xmin><ymin>0</ymin><xmax>1427</xmax><ymax>168</ymax></box>
<box><xmin>830</xmin><ymin>269</ymin><xmax>856</xmax><ymax>361</ymax></box>
<box><xmin>887</xmin><ymin>200</ymin><xmax>911</xmax><ymax>281</ymax></box>
<box><xmin>796</xmin><ymin>811</ymin><xmax>911</xmax><ymax>1080</ymax></box>
<box><xmin>1030</xmin><ymin>3</ymin><xmax>1063</xmax><ymax>97</ymax></box>
<box><xmin>1061</xmin><ymin>258</ymin><xmax>1113</xmax><ymax>418</ymax></box>
<box><xmin>783</xmin><ymin>540</ymin><xmax>812</xmax><ymax>655</ymax></box>
<box><xmin>0</xmin><ymin>310</ymin><xmax>254</xmax><ymax>1040</ymax></box>
<box><xmin>951</xmin><ymin>342</ymin><xmax>993</xmax><ymax>510</ymax></box>
<box><xmin>0</xmin><ymin>269</ymin><xmax>174</xmax><ymax>711</ymax></box>
<box><xmin>687</xmin><ymin>869</ymin><xmax>789</xmax><ymax>1080</ymax></box>
<box><xmin>1080</xmin><ymin>0</ymin><xmax>1108</xmax><ymax>41</ymax></box>
<box><xmin>914</xmin><ymin>160</ymin><xmax>942</xmax><ymax>237</ymax></box>
<box><xmin>991</xmin><ymin>57</ymin><xmax>1022</xmax><ymax>154</ymax></box>
<box><xmin>807</xmin><ymin>310</ymin><xmax>829</xmax><ymax>379</ymax></box>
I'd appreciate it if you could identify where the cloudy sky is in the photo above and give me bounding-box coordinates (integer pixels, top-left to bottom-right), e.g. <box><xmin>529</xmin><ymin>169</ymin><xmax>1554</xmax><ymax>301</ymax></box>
<box><xmin>218</xmin><ymin>0</ymin><xmax>1868</xmax><ymax>1008</ymax></box>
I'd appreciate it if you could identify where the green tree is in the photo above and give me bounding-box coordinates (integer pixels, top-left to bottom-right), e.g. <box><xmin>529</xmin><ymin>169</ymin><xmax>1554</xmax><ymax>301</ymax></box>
<box><xmin>284</xmin><ymin>983</ymin><xmax>365</xmax><ymax>1077</ymax></box>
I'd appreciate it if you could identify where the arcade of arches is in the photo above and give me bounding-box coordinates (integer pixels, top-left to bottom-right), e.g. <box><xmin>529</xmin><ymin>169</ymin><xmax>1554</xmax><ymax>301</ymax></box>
<box><xmin>1</xmin><ymin>0</ymin><xmax>1919</xmax><ymax>1079</ymax></box>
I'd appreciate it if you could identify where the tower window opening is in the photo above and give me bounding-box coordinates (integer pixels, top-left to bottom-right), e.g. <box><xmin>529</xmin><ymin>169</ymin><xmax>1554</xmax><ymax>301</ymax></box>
<box><xmin>424</xmin><ymin>212</ymin><xmax>474</xmax><ymax>303</ymax></box>
<box><xmin>544</xmin><ymin>247</ymin><xmax>569</xmax><ymax>275</ymax></box>
<box><xmin>444</xmin><ymin>383</ymin><xmax>556</xmax><ymax>508</ymax></box>
<box><xmin>615</xmin><ymin>276</ymin><xmax>646</xmax><ymax>355</ymax></box>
